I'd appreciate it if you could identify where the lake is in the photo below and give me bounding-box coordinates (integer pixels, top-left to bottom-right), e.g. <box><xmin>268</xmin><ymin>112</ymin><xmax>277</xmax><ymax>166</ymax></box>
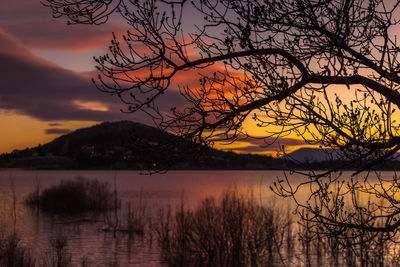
<box><xmin>0</xmin><ymin>170</ymin><xmax>396</xmax><ymax>266</ymax></box>
<box><xmin>0</xmin><ymin>170</ymin><xmax>290</xmax><ymax>266</ymax></box>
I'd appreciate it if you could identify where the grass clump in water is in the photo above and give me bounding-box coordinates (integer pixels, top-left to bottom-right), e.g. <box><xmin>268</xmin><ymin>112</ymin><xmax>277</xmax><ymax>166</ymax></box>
<box><xmin>25</xmin><ymin>177</ymin><xmax>114</xmax><ymax>214</ymax></box>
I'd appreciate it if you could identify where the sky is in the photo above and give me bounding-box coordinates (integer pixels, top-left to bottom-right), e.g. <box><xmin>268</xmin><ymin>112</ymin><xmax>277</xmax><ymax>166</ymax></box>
<box><xmin>0</xmin><ymin>0</ymin><xmax>309</xmax><ymax>156</ymax></box>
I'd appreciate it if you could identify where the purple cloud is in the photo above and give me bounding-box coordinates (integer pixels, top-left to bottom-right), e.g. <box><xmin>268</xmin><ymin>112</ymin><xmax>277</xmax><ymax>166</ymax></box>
<box><xmin>216</xmin><ymin>135</ymin><xmax>310</xmax><ymax>154</ymax></box>
<box><xmin>0</xmin><ymin>28</ymin><xmax>185</xmax><ymax>123</ymax></box>
<box><xmin>48</xmin><ymin>123</ymin><xmax>62</xmax><ymax>127</ymax></box>
<box><xmin>229</xmin><ymin>146</ymin><xmax>278</xmax><ymax>153</ymax></box>
<box><xmin>45</xmin><ymin>128</ymin><xmax>72</xmax><ymax>135</ymax></box>
<box><xmin>0</xmin><ymin>0</ymin><xmax>127</xmax><ymax>52</ymax></box>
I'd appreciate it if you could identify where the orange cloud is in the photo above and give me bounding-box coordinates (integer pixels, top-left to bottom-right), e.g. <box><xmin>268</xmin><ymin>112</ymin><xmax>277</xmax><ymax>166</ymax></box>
<box><xmin>0</xmin><ymin>0</ymin><xmax>128</xmax><ymax>53</ymax></box>
<box><xmin>73</xmin><ymin>100</ymin><xmax>109</xmax><ymax>112</ymax></box>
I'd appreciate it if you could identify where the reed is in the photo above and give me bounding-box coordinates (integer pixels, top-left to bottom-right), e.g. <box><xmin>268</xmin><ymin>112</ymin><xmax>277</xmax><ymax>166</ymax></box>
<box><xmin>39</xmin><ymin>233</ymin><xmax>72</xmax><ymax>267</ymax></box>
<box><xmin>0</xmin><ymin>231</ymin><xmax>35</xmax><ymax>267</ymax></box>
<box><xmin>153</xmin><ymin>190</ymin><xmax>290</xmax><ymax>267</ymax></box>
<box><xmin>102</xmin><ymin>191</ymin><xmax>148</xmax><ymax>236</ymax></box>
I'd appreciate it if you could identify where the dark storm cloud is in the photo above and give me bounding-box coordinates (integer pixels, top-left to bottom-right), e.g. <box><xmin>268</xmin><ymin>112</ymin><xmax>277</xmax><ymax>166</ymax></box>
<box><xmin>0</xmin><ymin>29</ymin><xmax>185</xmax><ymax>123</ymax></box>
<box><xmin>217</xmin><ymin>135</ymin><xmax>309</xmax><ymax>153</ymax></box>
<box><xmin>48</xmin><ymin>123</ymin><xmax>62</xmax><ymax>127</ymax></box>
<box><xmin>228</xmin><ymin>146</ymin><xmax>278</xmax><ymax>153</ymax></box>
<box><xmin>45</xmin><ymin>128</ymin><xmax>72</xmax><ymax>135</ymax></box>
<box><xmin>5</xmin><ymin>22</ymin><xmax>123</xmax><ymax>52</ymax></box>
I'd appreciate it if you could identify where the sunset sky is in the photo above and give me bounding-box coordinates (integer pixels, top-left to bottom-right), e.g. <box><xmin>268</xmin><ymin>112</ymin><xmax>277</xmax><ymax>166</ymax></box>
<box><xmin>0</xmin><ymin>0</ymin><xmax>309</xmax><ymax>156</ymax></box>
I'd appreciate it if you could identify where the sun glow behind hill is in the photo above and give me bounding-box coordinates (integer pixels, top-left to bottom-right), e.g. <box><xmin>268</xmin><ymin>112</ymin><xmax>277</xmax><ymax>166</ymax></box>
<box><xmin>1</xmin><ymin>0</ymin><xmax>390</xmax><ymax>157</ymax></box>
<box><xmin>0</xmin><ymin>112</ymin><xmax>96</xmax><ymax>154</ymax></box>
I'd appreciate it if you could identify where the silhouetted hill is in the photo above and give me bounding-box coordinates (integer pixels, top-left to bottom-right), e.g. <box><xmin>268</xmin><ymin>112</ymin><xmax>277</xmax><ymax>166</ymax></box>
<box><xmin>0</xmin><ymin>121</ymin><xmax>285</xmax><ymax>170</ymax></box>
<box><xmin>284</xmin><ymin>148</ymin><xmax>342</xmax><ymax>163</ymax></box>
<box><xmin>284</xmin><ymin>147</ymin><xmax>400</xmax><ymax>170</ymax></box>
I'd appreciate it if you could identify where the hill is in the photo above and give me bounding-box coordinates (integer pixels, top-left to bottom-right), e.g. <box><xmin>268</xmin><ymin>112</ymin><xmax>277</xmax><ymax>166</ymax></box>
<box><xmin>284</xmin><ymin>147</ymin><xmax>342</xmax><ymax>163</ymax></box>
<box><xmin>0</xmin><ymin>121</ymin><xmax>285</xmax><ymax>170</ymax></box>
<box><xmin>284</xmin><ymin>147</ymin><xmax>400</xmax><ymax>171</ymax></box>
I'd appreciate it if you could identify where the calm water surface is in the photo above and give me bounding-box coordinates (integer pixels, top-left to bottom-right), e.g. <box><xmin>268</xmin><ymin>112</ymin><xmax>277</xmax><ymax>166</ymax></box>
<box><xmin>0</xmin><ymin>170</ymin><xmax>286</xmax><ymax>266</ymax></box>
<box><xmin>0</xmin><ymin>170</ymin><xmax>395</xmax><ymax>266</ymax></box>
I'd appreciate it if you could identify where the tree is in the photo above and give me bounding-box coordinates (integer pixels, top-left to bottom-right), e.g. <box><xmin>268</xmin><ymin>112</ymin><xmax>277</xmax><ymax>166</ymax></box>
<box><xmin>43</xmin><ymin>0</ymin><xmax>400</xmax><ymax>242</ymax></box>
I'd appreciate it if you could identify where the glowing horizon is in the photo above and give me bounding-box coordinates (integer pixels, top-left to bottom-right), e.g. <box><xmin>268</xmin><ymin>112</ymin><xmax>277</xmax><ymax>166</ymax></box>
<box><xmin>0</xmin><ymin>0</ymin><xmax>323</xmax><ymax>156</ymax></box>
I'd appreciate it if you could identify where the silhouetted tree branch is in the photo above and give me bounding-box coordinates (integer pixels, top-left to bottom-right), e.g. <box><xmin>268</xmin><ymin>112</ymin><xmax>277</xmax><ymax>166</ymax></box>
<box><xmin>43</xmin><ymin>0</ymin><xmax>400</xmax><ymax>240</ymax></box>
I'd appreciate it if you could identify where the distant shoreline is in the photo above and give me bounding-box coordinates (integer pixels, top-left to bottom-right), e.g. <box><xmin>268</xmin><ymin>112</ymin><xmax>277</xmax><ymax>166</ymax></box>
<box><xmin>1</xmin><ymin>167</ymin><xmax>399</xmax><ymax>172</ymax></box>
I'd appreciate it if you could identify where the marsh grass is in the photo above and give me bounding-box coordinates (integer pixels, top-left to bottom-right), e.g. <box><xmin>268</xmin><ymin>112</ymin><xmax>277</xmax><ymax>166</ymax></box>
<box><xmin>19</xmin><ymin>179</ymin><xmax>400</xmax><ymax>266</ymax></box>
<box><xmin>103</xmin><ymin>191</ymin><xmax>148</xmax><ymax>236</ymax></box>
<box><xmin>295</xmin><ymin>211</ymin><xmax>400</xmax><ymax>267</ymax></box>
<box><xmin>153</xmin><ymin>191</ymin><xmax>290</xmax><ymax>267</ymax></box>
<box><xmin>40</xmin><ymin>234</ymin><xmax>72</xmax><ymax>267</ymax></box>
<box><xmin>0</xmin><ymin>232</ymin><xmax>35</xmax><ymax>267</ymax></box>
<box><xmin>25</xmin><ymin>177</ymin><xmax>114</xmax><ymax>214</ymax></box>
<box><xmin>41</xmin><ymin>232</ymin><xmax>96</xmax><ymax>267</ymax></box>
<box><xmin>123</xmin><ymin>200</ymin><xmax>147</xmax><ymax>235</ymax></box>
<box><xmin>152</xmin><ymin>190</ymin><xmax>400</xmax><ymax>267</ymax></box>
